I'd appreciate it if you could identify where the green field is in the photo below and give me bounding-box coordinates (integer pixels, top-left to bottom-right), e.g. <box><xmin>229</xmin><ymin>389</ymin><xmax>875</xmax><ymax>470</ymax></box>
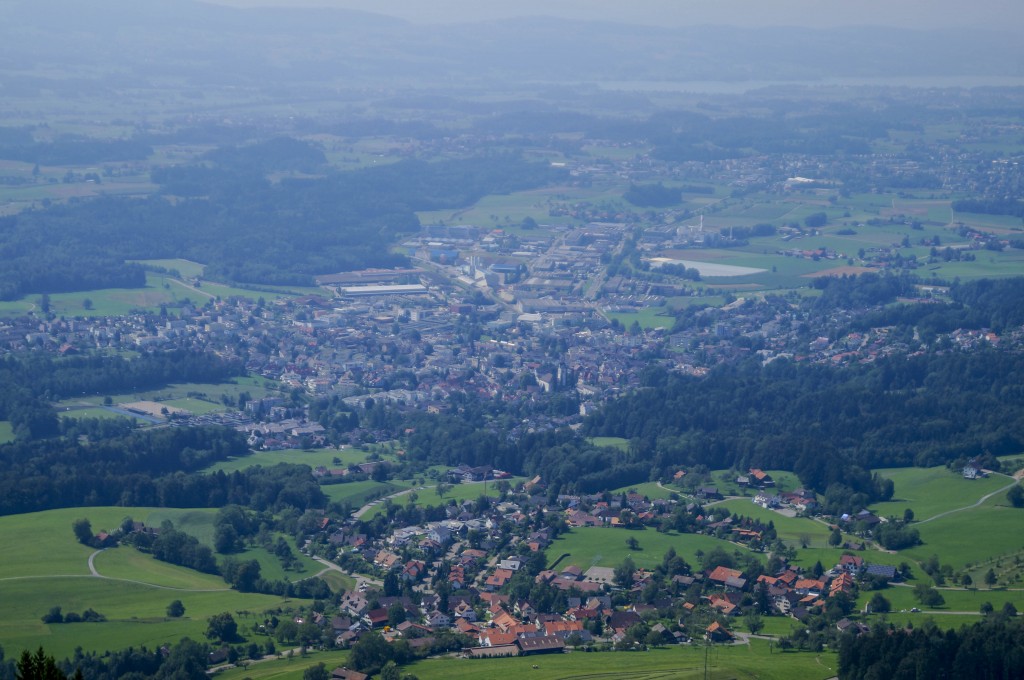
<box><xmin>589</xmin><ymin>436</ymin><xmax>631</xmax><ymax>451</ymax></box>
<box><xmin>55</xmin><ymin>374</ymin><xmax>281</xmax><ymax>412</ymax></box>
<box><xmin>0</xmin><ymin>421</ymin><xmax>14</xmax><ymax>444</ymax></box>
<box><xmin>212</xmin><ymin>640</ymin><xmax>836</xmax><ymax>680</ymax></box>
<box><xmin>408</xmin><ymin>640</ymin><xmax>837</xmax><ymax>680</ymax></box>
<box><xmin>129</xmin><ymin>258</ymin><xmax>206</xmax><ymax>279</ymax></box>
<box><xmin>205</xmin><ymin>447</ymin><xmax>375</xmax><ymax>474</ymax></box>
<box><xmin>359</xmin><ymin>478</ymin><xmax>527</xmax><ymax>519</ymax></box>
<box><xmin>549</xmin><ymin>526</ymin><xmax>758</xmax><ymax>572</ymax></box>
<box><xmin>856</xmin><ymin>583</ymin><xmax>1024</xmax><ymax>618</ymax></box>
<box><xmin>716</xmin><ymin>499</ymin><xmax>834</xmax><ymax>548</ymax></box>
<box><xmin>869</xmin><ymin>466</ymin><xmax>1013</xmax><ymax>520</ymax></box>
<box><xmin>0</xmin><ymin>507</ymin><xmax>302</xmax><ymax>657</ymax></box>
<box><xmin>322</xmin><ymin>480</ymin><xmax>411</xmax><ymax>509</ymax></box>
<box><xmin>610</xmin><ymin>482</ymin><xmax>679</xmax><ymax>501</ymax></box>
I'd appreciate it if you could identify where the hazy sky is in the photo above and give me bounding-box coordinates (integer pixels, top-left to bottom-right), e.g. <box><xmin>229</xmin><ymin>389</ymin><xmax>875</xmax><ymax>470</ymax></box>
<box><xmin>210</xmin><ymin>0</ymin><xmax>1020</xmax><ymax>30</ymax></box>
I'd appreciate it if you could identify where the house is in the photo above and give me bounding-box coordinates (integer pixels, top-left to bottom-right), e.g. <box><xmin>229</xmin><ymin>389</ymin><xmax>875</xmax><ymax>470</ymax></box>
<box><xmin>698</xmin><ymin>486</ymin><xmax>722</xmax><ymax>500</ymax></box>
<box><xmin>749</xmin><ymin>469</ymin><xmax>775</xmax><ymax>488</ymax></box>
<box><xmin>864</xmin><ymin>563</ymin><xmax>898</xmax><ymax>581</ymax></box>
<box><xmin>838</xmin><ymin>555</ymin><xmax>863</xmax><ymax>574</ymax></box>
<box><xmin>706</xmin><ymin>621</ymin><xmax>734</xmax><ymax>643</ymax></box>
<box><xmin>425</xmin><ymin>610</ymin><xmax>451</xmax><ymax>628</ymax></box>
<box><xmin>332</xmin><ymin>667</ymin><xmax>369</xmax><ymax>680</ymax></box>
<box><xmin>517</xmin><ymin>636</ymin><xmax>566</xmax><ymax>655</ymax></box>
<box><xmin>708</xmin><ymin>566</ymin><xmax>746</xmax><ymax>590</ymax></box>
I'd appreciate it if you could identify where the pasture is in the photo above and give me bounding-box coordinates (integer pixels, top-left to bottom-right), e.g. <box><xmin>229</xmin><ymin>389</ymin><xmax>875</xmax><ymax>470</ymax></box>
<box><xmin>716</xmin><ymin>499</ymin><xmax>833</xmax><ymax>548</ymax></box>
<box><xmin>0</xmin><ymin>507</ymin><xmax>303</xmax><ymax>658</ymax></box>
<box><xmin>204</xmin><ymin>447</ymin><xmax>376</xmax><ymax>474</ymax></box>
<box><xmin>903</xmin><ymin>494</ymin><xmax>1024</xmax><ymax>573</ymax></box>
<box><xmin>610</xmin><ymin>481</ymin><xmax>678</xmax><ymax>501</ymax></box>
<box><xmin>0</xmin><ymin>421</ymin><xmax>14</xmax><ymax>444</ymax></box>
<box><xmin>359</xmin><ymin>478</ymin><xmax>527</xmax><ymax>519</ymax></box>
<box><xmin>869</xmin><ymin>465</ymin><xmax>1012</xmax><ymax>520</ymax></box>
<box><xmin>589</xmin><ymin>436</ymin><xmax>631</xmax><ymax>451</ymax></box>
<box><xmin>548</xmin><ymin>526</ymin><xmax>759</xmax><ymax>572</ymax></box>
<box><xmin>407</xmin><ymin>640</ymin><xmax>837</xmax><ymax>680</ymax></box>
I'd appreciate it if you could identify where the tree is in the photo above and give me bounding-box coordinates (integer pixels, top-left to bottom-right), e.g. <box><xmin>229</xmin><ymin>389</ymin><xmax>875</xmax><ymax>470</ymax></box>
<box><xmin>985</xmin><ymin>568</ymin><xmax>998</xmax><ymax>586</ymax></box>
<box><xmin>1007</xmin><ymin>484</ymin><xmax>1024</xmax><ymax>508</ymax></box>
<box><xmin>828</xmin><ymin>528</ymin><xmax>842</xmax><ymax>547</ymax></box>
<box><xmin>17</xmin><ymin>647</ymin><xmax>65</xmax><ymax>680</ymax></box>
<box><xmin>903</xmin><ymin>508</ymin><xmax>915</xmax><ymax>523</ymax></box>
<box><xmin>745</xmin><ymin>612</ymin><xmax>764</xmax><ymax>635</ymax></box>
<box><xmin>868</xmin><ymin>593</ymin><xmax>891</xmax><ymax>613</ymax></box>
<box><xmin>980</xmin><ymin>601</ymin><xmax>994</xmax><ymax>615</ymax></box>
<box><xmin>388</xmin><ymin>603</ymin><xmax>407</xmax><ymax>628</ymax></box>
<box><xmin>40</xmin><ymin>607</ymin><xmax>63</xmax><ymax>624</ymax></box>
<box><xmin>912</xmin><ymin>584</ymin><xmax>945</xmax><ymax>608</ymax></box>
<box><xmin>167</xmin><ymin>600</ymin><xmax>185</xmax><ymax>618</ymax></box>
<box><xmin>614</xmin><ymin>556</ymin><xmax>637</xmax><ymax>588</ymax></box>
<box><xmin>82</xmin><ymin>298</ymin><xmax>93</xmax><ymax>310</ymax></box>
<box><xmin>303</xmin><ymin>663</ymin><xmax>330</xmax><ymax>680</ymax></box>
<box><xmin>72</xmin><ymin>518</ymin><xmax>93</xmax><ymax>545</ymax></box>
<box><xmin>626</xmin><ymin>536</ymin><xmax>640</xmax><ymax>551</ymax></box>
<box><xmin>206</xmin><ymin>612</ymin><xmax>238</xmax><ymax>643</ymax></box>
<box><xmin>380</xmin><ymin>661</ymin><xmax>401</xmax><ymax>680</ymax></box>
<box><xmin>435</xmin><ymin>482</ymin><xmax>451</xmax><ymax>499</ymax></box>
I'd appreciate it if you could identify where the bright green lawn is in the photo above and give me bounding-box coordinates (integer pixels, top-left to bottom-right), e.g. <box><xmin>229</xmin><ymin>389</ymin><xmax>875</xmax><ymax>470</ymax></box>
<box><xmin>856</xmin><ymin>584</ymin><xmax>1024</xmax><ymax>616</ymax></box>
<box><xmin>549</xmin><ymin>526</ymin><xmax>760</xmax><ymax>572</ymax></box>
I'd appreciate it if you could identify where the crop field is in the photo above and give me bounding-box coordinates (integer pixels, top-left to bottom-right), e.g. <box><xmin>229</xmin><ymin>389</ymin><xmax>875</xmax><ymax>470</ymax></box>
<box><xmin>548</xmin><ymin>526</ymin><xmax>759</xmax><ymax>572</ymax></box>
<box><xmin>869</xmin><ymin>466</ymin><xmax>1012</xmax><ymax>520</ymax></box>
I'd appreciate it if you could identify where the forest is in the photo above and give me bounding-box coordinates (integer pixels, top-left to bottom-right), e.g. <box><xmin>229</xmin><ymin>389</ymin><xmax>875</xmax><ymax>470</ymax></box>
<box><xmin>838</xmin><ymin>614</ymin><xmax>1024</xmax><ymax>679</ymax></box>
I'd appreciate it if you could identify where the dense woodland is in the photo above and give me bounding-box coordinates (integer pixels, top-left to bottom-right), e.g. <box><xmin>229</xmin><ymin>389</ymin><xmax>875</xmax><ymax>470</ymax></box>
<box><xmin>838</xmin><ymin>615</ymin><xmax>1024</xmax><ymax>679</ymax></box>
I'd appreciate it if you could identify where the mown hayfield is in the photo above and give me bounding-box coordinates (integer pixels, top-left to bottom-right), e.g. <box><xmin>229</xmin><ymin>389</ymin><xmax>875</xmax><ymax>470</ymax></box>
<box><xmin>407</xmin><ymin>640</ymin><xmax>837</xmax><ymax>680</ymax></box>
<box><xmin>549</xmin><ymin>526</ymin><xmax>757</xmax><ymax>572</ymax></box>
<box><xmin>129</xmin><ymin>258</ymin><xmax>206</xmax><ymax>279</ymax></box>
<box><xmin>869</xmin><ymin>466</ymin><xmax>1012</xmax><ymax>520</ymax></box>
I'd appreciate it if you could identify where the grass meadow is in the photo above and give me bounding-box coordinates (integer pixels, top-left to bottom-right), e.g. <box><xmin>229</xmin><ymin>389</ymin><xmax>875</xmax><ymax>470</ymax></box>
<box><xmin>203</xmin><ymin>447</ymin><xmax>375</xmax><ymax>475</ymax></box>
<box><xmin>212</xmin><ymin>640</ymin><xmax>837</xmax><ymax>680</ymax></box>
<box><xmin>869</xmin><ymin>466</ymin><xmax>1012</xmax><ymax>520</ymax></box>
<box><xmin>0</xmin><ymin>507</ymin><xmax>305</xmax><ymax>658</ymax></box>
<box><xmin>0</xmin><ymin>421</ymin><xmax>14</xmax><ymax>444</ymax></box>
<box><xmin>548</xmin><ymin>526</ymin><xmax>758</xmax><ymax>572</ymax></box>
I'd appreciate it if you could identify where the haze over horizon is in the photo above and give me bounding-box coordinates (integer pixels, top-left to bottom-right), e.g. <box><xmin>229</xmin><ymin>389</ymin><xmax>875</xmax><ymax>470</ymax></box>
<box><xmin>209</xmin><ymin>0</ymin><xmax>1020</xmax><ymax>31</ymax></box>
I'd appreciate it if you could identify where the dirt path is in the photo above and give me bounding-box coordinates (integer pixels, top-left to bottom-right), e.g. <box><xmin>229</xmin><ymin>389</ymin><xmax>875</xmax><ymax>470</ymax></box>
<box><xmin>352</xmin><ymin>485</ymin><xmax>425</xmax><ymax>519</ymax></box>
<box><xmin>917</xmin><ymin>476</ymin><xmax>1020</xmax><ymax>525</ymax></box>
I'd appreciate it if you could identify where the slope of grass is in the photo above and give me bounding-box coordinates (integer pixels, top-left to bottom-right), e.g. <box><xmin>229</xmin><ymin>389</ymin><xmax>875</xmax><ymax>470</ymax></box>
<box><xmin>549</xmin><ymin>526</ymin><xmax>758</xmax><ymax>572</ymax></box>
